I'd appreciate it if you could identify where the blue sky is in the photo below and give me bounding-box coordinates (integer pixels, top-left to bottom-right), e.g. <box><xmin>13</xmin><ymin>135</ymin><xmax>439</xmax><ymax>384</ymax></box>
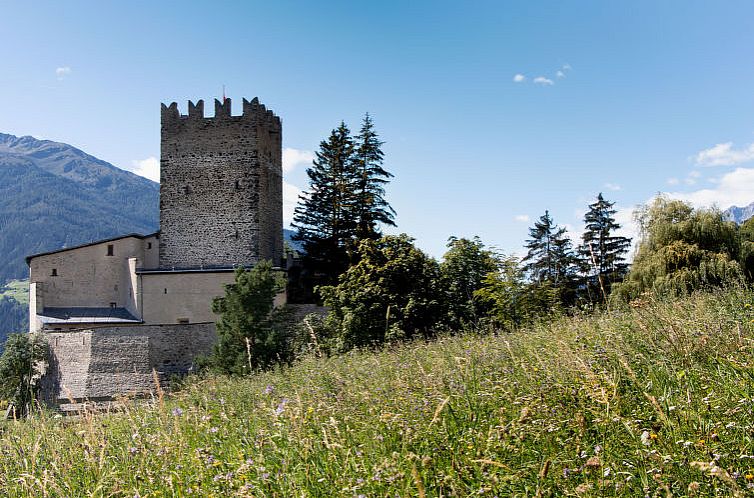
<box><xmin>2</xmin><ymin>0</ymin><xmax>754</xmax><ymax>257</ymax></box>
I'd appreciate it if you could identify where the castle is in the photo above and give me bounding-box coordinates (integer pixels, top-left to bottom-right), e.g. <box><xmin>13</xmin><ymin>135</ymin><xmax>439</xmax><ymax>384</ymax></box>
<box><xmin>26</xmin><ymin>97</ymin><xmax>285</xmax><ymax>407</ymax></box>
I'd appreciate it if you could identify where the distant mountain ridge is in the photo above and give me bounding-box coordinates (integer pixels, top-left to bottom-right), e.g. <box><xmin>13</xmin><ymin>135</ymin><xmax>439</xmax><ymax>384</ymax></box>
<box><xmin>0</xmin><ymin>133</ymin><xmax>160</xmax><ymax>283</ymax></box>
<box><xmin>0</xmin><ymin>132</ymin><xmax>299</xmax><ymax>341</ymax></box>
<box><xmin>0</xmin><ymin>132</ymin><xmax>160</xmax><ymax>339</ymax></box>
<box><xmin>723</xmin><ymin>202</ymin><xmax>754</xmax><ymax>224</ymax></box>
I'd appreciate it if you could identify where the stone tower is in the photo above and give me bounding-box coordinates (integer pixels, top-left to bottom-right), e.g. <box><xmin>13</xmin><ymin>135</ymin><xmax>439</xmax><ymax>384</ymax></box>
<box><xmin>158</xmin><ymin>97</ymin><xmax>283</xmax><ymax>269</ymax></box>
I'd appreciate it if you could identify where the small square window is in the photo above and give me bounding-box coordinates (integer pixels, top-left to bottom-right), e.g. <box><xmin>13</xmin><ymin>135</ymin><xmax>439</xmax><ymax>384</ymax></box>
<box><xmin>107</xmin><ymin>244</ymin><xmax>114</xmax><ymax>256</ymax></box>
<box><xmin>110</xmin><ymin>302</ymin><xmax>117</xmax><ymax>308</ymax></box>
<box><xmin>51</xmin><ymin>268</ymin><xmax>58</xmax><ymax>276</ymax></box>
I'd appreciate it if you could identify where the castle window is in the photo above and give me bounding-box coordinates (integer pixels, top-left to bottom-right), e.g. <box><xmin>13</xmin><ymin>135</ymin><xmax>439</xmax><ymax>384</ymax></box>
<box><xmin>235</xmin><ymin>180</ymin><xmax>240</xmax><ymax>189</ymax></box>
<box><xmin>107</xmin><ymin>244</ymin><xmax>114</xmax><ymax>256</ymax></box>
<box><xmin>177</xmin><ymin>318</ymin><xmax>189</xmax><ymax>324</ymax></box>
<box><xmin>184</xmin><ymin>185</ymin><xmax>191</xmax><ymax>195</ymax></box>
<box><xmin>110</xmin><ymin>302</ymin><xmax>117</xmax><ymax>308</ymax></box>
<box><xmin>51</xmin><ymin>268</ymin><xmax>58</xmax><ymax>276</ymax></box>
<box><xmin>147</xmin><ymin>242</ymin><xmax>152</xmax><ymax>249</ymax></box>
<box><xmin>164</xmin><ymin>288</ymin><xmax>168</xmax><ymax>294</ymax></box>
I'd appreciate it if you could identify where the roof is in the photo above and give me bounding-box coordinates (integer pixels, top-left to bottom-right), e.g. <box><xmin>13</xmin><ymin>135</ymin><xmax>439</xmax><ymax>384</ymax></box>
<box><xmin>136</xmin><ymin>265</ymin><xmax>285</xmax><ymax>275</ymax></box>
<box><xmin>37</xmin><ymin>307</ymin><xmax>142</xmax><ymax>325</ymax></box>
<box><xmin>26</xmin><ymin>232</ymin><xmax>159</xmax><ymax>265</ymax></box>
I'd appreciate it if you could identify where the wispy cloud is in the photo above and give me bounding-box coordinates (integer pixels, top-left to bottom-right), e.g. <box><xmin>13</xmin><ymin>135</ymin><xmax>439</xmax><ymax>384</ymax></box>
<box><xmin>668</xmin><ymin>167</ymin><xmax>754</xmax><ymax>209</ymax></box>
<box><xmin>604</xmin><ymin>182</ymin><xmax>621</xmax><ymax>191</ymax></box>
<box><xmin>55</xmin><ymin>66</ymin><xmax>72</xmax><ymax>80</ymax></box>
<box><xmin>695</xmin><ymin>141</ymin><xmax>754</xmax><ymax>167</ymax></box>
<box><xmin>666</xmin><ymin>177</ymin><xmax>680</xmax><ymax>186</ymax></box>
<box><xmin>513</xmin><ymin>214</ymin><xmax>530</xmax><ymax>222</ymax></box>
<box><xmin>129</xmin><ymin>157</ymin><xmax>160</xmax><ymax>182</ymax></box>
<box><xmin>282</xmin><ymin>147</ymin><xmax>314</xmax><ymax>174</ymax></box>
<box><xmin>533</xmin><ymin>76</ymin><xmax>554</xmax><ymax>86</ymax></box>
<box><xmin>513</xmin><ymin>64</ymin><xmax>571</xmax><ymax>86</ymax></box>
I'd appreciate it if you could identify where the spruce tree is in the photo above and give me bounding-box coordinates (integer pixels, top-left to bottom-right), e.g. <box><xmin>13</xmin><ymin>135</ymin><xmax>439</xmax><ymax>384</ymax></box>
<box><xmin>353</xmin><ymin>114</ymin><xmax>396</xmax><ymax>239</ymax></box>
<box><xmin>522</xmin><ymin>210</ymin><xmax>578</xmax><ymax>307</ymax></box>
<box><xmin>579</xmin><ymin>193</ymin><xmax>632</xmax><ymax>300</ymax></box>
<box><xmin>292</xmin><ymin>122</ymin><xmax>357</xmax><ymax>285</ymax></box>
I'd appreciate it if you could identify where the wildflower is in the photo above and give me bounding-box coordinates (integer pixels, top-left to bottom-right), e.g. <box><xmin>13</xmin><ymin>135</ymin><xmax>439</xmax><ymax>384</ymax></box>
<box><xmin>650</xmin><ymin>433</ymin><xmax>658</xmax><ymax>441</ymax></box>
<box><xmin>210</xmin><ymin>427</ymin><xmax>219</xmax><ymax>433</ymax></box>
<box><xmin>129</xmin><ymin>446</ymin><xmax>138</xmax><ymax>455</ymax></box>
<box><xmin>264</xmin><ymin>385</ymin><xmax>274</xmax><ymax>395</ymax></box>
<box><xmin>641</xmin><ymin>431</ymin><xmax>652</xmax><ymax>446</ymax></box>
<box><xmin>746</xmin><ymin>473</ymin><xmax>754</xmax><ymax>481</ymax></box>
<box><xmin>172</xmin><ymin>407</ymin><xmax>183</xmax><ymax>416</ymax></box>
<box><xmin>275</xmin><ymin>398</ymin><xmax>288</xmax><ymax>416</ymax></box>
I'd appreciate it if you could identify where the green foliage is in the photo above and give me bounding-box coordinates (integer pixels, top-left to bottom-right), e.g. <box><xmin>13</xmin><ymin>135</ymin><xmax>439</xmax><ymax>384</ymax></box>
<box><xmin>1</xmin><ymin>289</ymin><xmax>753</xmax><ymax>495</ymax></box>
<box><xmin>439</xmin><ymin>236</ymin><xmax>498</xmax><ymax>329</ymax></box>
<box><xmin>474</xmin><ymin>254</ymin><xmax>546</xmax><ymax>329</ymax></box>
<box><xmin>614</xmin><ymin>197</ymin><xmax>744</xmax><ymax>301</ymax></box>
<box><xmin>319</xmin><ymin>234</ymin><xmax>444</xmax><ymax>350</ymax></box>
<box><xmin>0</xmin><ymin>332</ymin><xmax>48</xmax><ymax>417</ymax></box>
<box><xmin>293</xmin><ymin>123</ymin><xmax>358</xmax><ymax>286</ymax></box>
<box><xmin>209</xmin><ymin>261</ymin><xmax>288</xmax><ymax>374</ymax></box>
<box><xmin>738</xmin><ymin>216</ymin><xmax>754</xmax><ymax>280</ymax></box>
<box><xmin>579</xmin><ymin>193</ymin><xmax>631</xmax><ymax>301</ymax></box>
<box><xmin>523</xmin><ymin>210</ymin><xmax>579</xmax><ymax>307</ymax></box>
<box><xmin>353</xmin><ymin>114</ymin><xmax>396</xmax><ymax>240</ymax></box>
<box><xmin>292</xmin><ymin>116</ymin><xmax>396</xmax><ymax>291</ymax></box>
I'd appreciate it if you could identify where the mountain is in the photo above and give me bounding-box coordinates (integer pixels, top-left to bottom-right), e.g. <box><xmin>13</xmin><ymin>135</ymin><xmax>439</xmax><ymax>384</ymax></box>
<box><xmin>723</xmin><ymin>202</ymin><xmax>754</xmax><ymax>224</ymax></box>
<box><xmin>0</xmin><ymin>133</ymin><xmax>160</xmax><ymax>339</ymax></box>
<box><xmin>0</xmin><ymin>132</ymin><xmax>301</xmax><ymax>342</ymax></box>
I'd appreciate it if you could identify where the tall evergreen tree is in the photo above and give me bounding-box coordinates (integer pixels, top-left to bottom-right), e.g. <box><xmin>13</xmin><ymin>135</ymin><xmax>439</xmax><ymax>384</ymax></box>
<box><xmin>353</xmin><ymin>114</ymin><xmax>396</xmax><ymax>239</ymax></box>
<box><xmin>579</xmin><ymin>193</ymin><xmax>632</xmax><ymax>300</ymax></box>
<box><xmin>522</xmin><ymin>210</ymin><xmax>578</xmax><ymax>307</ymax></box>
<box><xmin>292</xmin><ymin>122</ymin><xmax>357</xmax><ymax>285</ymax></box>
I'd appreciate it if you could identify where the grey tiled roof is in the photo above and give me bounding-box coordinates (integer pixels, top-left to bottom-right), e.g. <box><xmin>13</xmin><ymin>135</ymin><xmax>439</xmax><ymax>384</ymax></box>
<box><xmin>38</xmin><ymin>307</ymin><xmax>141</xmax><ymax>324</ymax></box>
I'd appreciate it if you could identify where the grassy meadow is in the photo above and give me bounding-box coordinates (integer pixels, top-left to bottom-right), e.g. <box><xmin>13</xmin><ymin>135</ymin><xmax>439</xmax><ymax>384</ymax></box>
<box><xmin>2</xmin><ymin>288</ymin><xmax>754</xmax><ymax>496</ymax></box>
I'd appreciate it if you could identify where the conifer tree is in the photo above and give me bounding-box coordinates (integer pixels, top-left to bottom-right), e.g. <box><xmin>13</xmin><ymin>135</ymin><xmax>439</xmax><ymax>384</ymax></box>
<box><xmin>353</xmin><ymin>114</ymin><xmax>396</xmax><ymax>239</ymax></box>
<box><xmin>522</xmin><ymin>210</ymin><xmax>578</xmax><ymax>307</ymax></box>
<box><xmin>292</xmin><ymin>122</ymin><xmax>357</xmax><ymax>285</ymax></box>
<box><xmin>579</xmin><ymin>193</ymin><xmax>632</xmax><ymax>300</ymax></box>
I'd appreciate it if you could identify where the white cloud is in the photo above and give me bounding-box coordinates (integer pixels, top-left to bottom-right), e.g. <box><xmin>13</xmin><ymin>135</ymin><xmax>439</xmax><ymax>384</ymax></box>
<box><xmin>667</xmin><ymin>167</ymin><xmax>754</xmax><ymax>209</ymax></box>
<box><xmin>666</xmin><ymin>177</ymin><xmax>679</xmax><ymax>186</ymax></box>
<box><xmin>533</xmin><ymin>76</ymin><xmax>554</xmax><ymax>86</ymax></box>
<box><xmin>55</xmin><ymin>66</ymin><xmax>72</xmax><ymax>80</ymax></box>
<box><xmin>556</xmin><ymin>70</ymin><xmax>566</xmax><ymax>79</ymax></box>
<box><xmin>562</xmin><ymin>63</ymin><xmax>572</xmax><ymax>71</ymax></box>
<box><xmin>514</xmin><ymin>214</ymin><xmax>530</xmax><ymax>222</ymax></box>
<box><xmin>283</xmin><ymin>181</ymin><xmax>303</xmax><ymax>227</ymax></box>
<box><xmin>695</xmin><ymin>141</ymin><xmax>754</xmax><ymax>167</ymax></box>
<box><xmin>513</xmin><ymin>73</ymin><xmax>526</xmax><ymax>83</ymax></box>
<box><xmin>282</xmin><ymin>148</ymin><xmax>314</xmax><ymax>174</ymax></box>
<box><xmin>604</xmin><ymin>182</ymin><xmax>621</xmax><ymax>191</ymax></box>
<box><xmin>129</xmin><ymin>157</ymin><xmax>160</xmax><ymax>182</ymax></box>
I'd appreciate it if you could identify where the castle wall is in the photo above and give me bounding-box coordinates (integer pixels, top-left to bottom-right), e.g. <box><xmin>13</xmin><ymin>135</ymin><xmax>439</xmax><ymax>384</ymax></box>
<box><xmin>28</xmin><ymin>235</ymin><xmax>158</xmax><ymax>315</ymax></box>
<box><xmin>159</xmin><ymin>98</ymin><xmax>283</xmax><ymax>269</ymax></box>
<box><xmin>39</xmin><ymin>323</ymin><xmax>216</xmax><ymax>403</ymax></box>
<box><xmin>138</xmin><ymin>270</ymin><xmax>287</xmax><ymax>325</ymax></box>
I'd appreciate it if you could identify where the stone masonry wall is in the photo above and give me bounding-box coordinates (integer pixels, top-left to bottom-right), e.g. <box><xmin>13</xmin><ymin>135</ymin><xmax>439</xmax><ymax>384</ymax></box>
<box><xmin>159</xmin><ymin>98</ymin><xmax>283</xmax><ymax>269</ymax></box>
<box><xmin>39</xmin><ymin>323</ymin><xmax>216</xmax><ymax>404</ymax></box>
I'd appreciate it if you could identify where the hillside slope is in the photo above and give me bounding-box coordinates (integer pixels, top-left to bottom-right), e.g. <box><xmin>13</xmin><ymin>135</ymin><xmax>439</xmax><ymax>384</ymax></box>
<box><xmin>2</xmin><ymin>289</ymin><xmax>752</xmax><ymax>496</ymax></box>
<box><xmin>0</xmin><ymin>133</ymin><xmax>159</xmax><ymax>337</ymax></box>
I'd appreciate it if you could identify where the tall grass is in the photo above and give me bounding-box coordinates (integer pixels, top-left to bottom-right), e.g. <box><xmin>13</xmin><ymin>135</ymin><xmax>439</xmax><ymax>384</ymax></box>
<box><xmin>2</xmin><ymin>288</ymin><xmax>754</xmax><ymax>496</ymax></box>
